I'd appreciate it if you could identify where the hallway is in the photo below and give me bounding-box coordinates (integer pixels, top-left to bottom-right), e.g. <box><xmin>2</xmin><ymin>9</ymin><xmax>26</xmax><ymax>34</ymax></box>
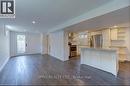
<box><xmin>0</xmin><ymin>54</ymin><xmax>130</xmax><ymax>85</ymax></box>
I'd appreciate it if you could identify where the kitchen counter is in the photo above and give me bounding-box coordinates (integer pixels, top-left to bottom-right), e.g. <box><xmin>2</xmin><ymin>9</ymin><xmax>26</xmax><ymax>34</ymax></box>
<box><xmin>109</xmin><ymin>46</ymin><xmax>127</xmax><ymax>48</ymax></box>
<box><xmin>81</xmin><ymin>47</ymin><xmax>117</xmax><ymax>52</ymax></box>
<box><xmin>81</xmin><ymin>48</ymin><xmax>119</xmax><ymax>76</ymax></box>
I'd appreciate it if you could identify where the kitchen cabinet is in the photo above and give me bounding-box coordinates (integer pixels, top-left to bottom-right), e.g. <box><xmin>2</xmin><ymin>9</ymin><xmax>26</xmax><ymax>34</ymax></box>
<box><xmin>111</xmin><ymin>29</ymin><xmax>118</xmax><ymax>40</ymax></box>
<box><xmin>110</xmin><ymin>28</ymin><xmax>126</xmax><ymax>41</ymax></box>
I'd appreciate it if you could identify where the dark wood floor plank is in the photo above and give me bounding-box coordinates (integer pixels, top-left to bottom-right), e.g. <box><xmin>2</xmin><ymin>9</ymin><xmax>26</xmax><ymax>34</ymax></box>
<box><xmin>0</xmin><ymin>54</ymin><xmax>130</xmax><ymax>85</ymax></box>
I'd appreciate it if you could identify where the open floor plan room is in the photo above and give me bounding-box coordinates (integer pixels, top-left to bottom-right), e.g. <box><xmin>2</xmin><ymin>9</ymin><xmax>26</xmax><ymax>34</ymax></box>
<box><xmin>0</xmin><ymin>0</ymin><xmax>130</xmax><ymax>85</ymax></box>
<box><xmin>0</xmin><ymin>54</ymin><xmax>130</xmax><ymax>85</ymax></box>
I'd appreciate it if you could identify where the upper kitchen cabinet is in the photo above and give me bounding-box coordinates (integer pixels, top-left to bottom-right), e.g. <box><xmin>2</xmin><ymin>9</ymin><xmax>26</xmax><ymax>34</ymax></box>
<box><xmin>110</xmin><ymin>28</ymin><xmax>126</xmax><ymax>41</ymax></box>
<box><xmin>110</xmin><ymin>28</ymin><xmax>118</xmax><ymax>40</ymax></box>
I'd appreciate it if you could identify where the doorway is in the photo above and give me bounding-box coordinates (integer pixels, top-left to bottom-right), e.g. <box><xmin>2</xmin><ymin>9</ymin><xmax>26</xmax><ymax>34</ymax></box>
<box><xmin>16</xmin><ymin>34</ymin><xmax>26</xmax><ymax>54</ymax></box>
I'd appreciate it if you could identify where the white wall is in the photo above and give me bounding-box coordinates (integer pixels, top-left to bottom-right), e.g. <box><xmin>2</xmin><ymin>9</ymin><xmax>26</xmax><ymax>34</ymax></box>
<box><xmin>125</xmin><ymin>28</ymin><xmax>130</xmax><ymax>61</ymax></box>
<box><xmin>49</xmin><ymin>30</ymin><xmax>69</xmax><ymax>61</ymax></box>
<box><xmin>10</xmin><ymin>31</ymin><xmax>42</xmax><ymax>56</ymax></box>
<box><xmin>102</xmin><ymin>29</ymin><xmax>111</xmax><ymax>48</ymax></box>
<box><xmin>0</xmin><ymin>27</ymin><xmax>10</xmax><ymax>71</ymax></box>
<box><xmin>64</xmin><ymin>31</ymin><xmax>69</xmax><ymax>61</ymax></box>
<box><xmin>26</xmin><ymin>33</ymin><xmax>42</xmax><ymax>54</ymax></box>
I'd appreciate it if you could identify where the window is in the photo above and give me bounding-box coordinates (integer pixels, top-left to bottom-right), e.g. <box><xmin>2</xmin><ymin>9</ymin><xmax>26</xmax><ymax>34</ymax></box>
<box><xmin>79</xmin><ymin>34</ymin><xmax>87</xmax><ymax>38</ymax></box>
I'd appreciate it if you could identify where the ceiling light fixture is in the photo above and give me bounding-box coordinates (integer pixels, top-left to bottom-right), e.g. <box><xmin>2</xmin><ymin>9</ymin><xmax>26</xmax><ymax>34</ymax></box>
<box><xmin>113</xmin><ymin>25</ymin><xmax>118</xmax><ymax>28</ymax></box>
<box><xmin>32</xmin><ymin>21</ymin><xmax>36</xmax><ymax>24</ymax></box>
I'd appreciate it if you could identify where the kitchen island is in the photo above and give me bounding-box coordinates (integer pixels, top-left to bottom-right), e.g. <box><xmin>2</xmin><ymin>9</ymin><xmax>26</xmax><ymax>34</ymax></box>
<box><xmin>81</xmin><ymin>48</ymin><xmax>119</xmax><ymax>76</ymax></box>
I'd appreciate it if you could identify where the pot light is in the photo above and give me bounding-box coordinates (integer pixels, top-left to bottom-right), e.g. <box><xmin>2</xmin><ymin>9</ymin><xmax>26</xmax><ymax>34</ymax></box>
<box><xmin>113</xmin><ymin>25</ymin><xmax>118</xmax><ymax>28</ymax></box>
<box><xmin>32</xmin><ymin>21</ymin><xmax>36</xmax><ymax>24</ymax></box>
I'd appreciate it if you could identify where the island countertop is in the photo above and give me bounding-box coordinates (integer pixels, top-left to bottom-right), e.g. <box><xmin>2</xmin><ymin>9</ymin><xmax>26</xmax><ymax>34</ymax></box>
<box><xmin>81</xmin><ymin>47</ymin><xmax>117</xmax><ymax>52</ymax></box>
<box><xmin>80</xmin><ymin>48</ymin><xmax>119</xmax><ymax>76</ymax></box>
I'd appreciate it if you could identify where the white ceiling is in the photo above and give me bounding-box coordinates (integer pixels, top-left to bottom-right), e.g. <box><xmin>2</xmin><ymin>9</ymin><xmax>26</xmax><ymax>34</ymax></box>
<box><xmin>0</xmin><ymin>0</ymin><xmax>113</xmax><ymax>33</ymax></box>
<box><xmin>65</xmin><ymin>6</ymin><xmax>130</xmax><ymax>32</ymax></box>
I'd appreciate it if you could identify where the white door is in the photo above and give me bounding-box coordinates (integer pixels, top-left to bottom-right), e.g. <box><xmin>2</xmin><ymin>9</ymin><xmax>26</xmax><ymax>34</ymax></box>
<box><xmin>16</xmin><ymin>34</ymin><xmax>26</xmax><ymax>54</ymax></box>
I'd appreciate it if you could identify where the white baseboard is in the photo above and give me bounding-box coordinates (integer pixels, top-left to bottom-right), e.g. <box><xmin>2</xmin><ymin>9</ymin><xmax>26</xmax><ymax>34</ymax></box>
<box><xmin>0</xmin><ymin>57</ymin><xmax>9</xmax><ymax>72</ymax></box>
<box><xmin>10</xmin><ymin>53</ymin><xmax>42</xmax><ymax>57</ymax></box>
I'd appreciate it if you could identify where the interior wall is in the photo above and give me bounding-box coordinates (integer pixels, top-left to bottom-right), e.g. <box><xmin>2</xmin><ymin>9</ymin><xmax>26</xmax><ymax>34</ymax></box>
<box><xmin>0</xmin><ymin>27</ymin><xmax>10</xmax><ymax>71</ymax></box>
<box><xmin>102</xmin><ymin>29</ymin><xmax>111</xmax><ymax>48</ymax></box>
<box><xmin>125</xmin><ymin>27</ymin><xmax>130</xmax><ymax>61</ymax></box>
<box><xmin>10</xmin><ymin>31</ymin><xmax>42</xmax><ymax>57</ymax></box>
<box><xmin>64</xmin><ymin>31</ymin><xmax>69</xmax><ymax>61</ymax></box>
<box><xmin>26</xmin><ymin>33</ymin><xmax>42</xmax><ymax>54</ymax></box>
<box><xmin>49</xmin><ymin>30</ymin><xmax>69</xmax><ymax>61</ymax></box>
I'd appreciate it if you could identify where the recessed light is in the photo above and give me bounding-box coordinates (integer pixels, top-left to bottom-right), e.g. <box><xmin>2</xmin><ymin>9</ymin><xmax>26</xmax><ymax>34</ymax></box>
<box><xmin>32</xmin><ymin>21</ymin><xmax>36</xmax><ymax>24</ymax></box>
<box><xmin>113</xmin><ymin>25</ymin><xmax>118</xmax><ymax>28</ymax></box>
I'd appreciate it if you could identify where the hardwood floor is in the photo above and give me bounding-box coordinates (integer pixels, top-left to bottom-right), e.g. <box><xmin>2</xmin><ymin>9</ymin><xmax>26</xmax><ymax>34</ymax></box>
<box><xmin>0</xmin><ymin>54</ymin><xmax>130</xmax><ymax>85</ymax></box>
